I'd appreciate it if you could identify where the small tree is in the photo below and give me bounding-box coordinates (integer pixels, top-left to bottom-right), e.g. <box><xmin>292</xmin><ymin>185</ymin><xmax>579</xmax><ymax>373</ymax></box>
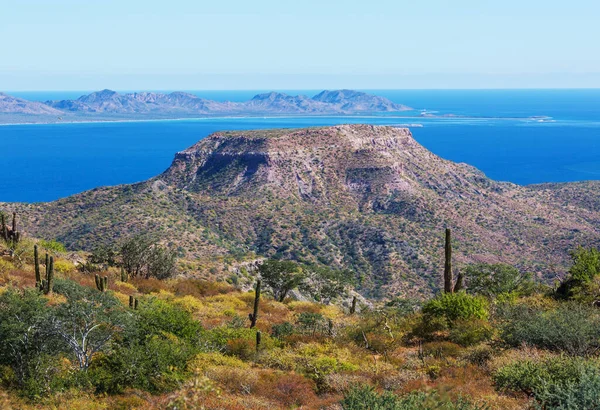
<box><xmin>300</xmin><ymin>265</ymin><xmax>355</xmax><ymax>304</ymax></box>
<box><xmin>258</xmin><ymin>260</ymin><xmax>304</xmax><ymax>302</ymax></box>
<box><xmin>120</xmin><ymin>235</ymin><xmax>177</xmax><ymax>279</ymax></box>
<box><xmin>465</xmin><ymin>263</ymin><xmax>533</xmax><ymax>297</ymax></box>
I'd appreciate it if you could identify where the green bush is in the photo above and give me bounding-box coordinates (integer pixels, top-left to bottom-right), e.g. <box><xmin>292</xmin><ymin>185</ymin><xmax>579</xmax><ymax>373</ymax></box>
<box><xmin>39</xmin><ymin>239</ymin><xmax>67</xmax><ymax>253</ymax></box>
<box><xmin>494</xmin><ymin>356</ymin><xmax>600</xmax><ymax>408</ymax></box>
<box><xmin>463</xmin><ymin>263</ymin><xmax>535</xmax><ymax>297</ymax></box>
<box><xmin>341</xmin><ymin>385</ymin><xmax>484</xmax><ymax>410</ymax></box>
<box><xmin>497</xmin><ymin>302</ymin><xmax>600</xmax><ymax>356</ymax></box>
<box><xmin>449</xmin><ymin>319</ymin><xmax>494</xmax><ymax>347</ymax></box>
<box><xmin>423</xmin><ymin>292</ymin><xmax>489</xmax><ymax>326</ymax></box>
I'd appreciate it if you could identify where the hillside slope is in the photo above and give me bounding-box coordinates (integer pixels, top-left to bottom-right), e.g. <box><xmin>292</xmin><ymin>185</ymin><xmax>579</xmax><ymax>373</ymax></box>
<box><xmin>4</xmin><ymin>125</ymin><xmax>600</xmax><ymax>297</ymax></box>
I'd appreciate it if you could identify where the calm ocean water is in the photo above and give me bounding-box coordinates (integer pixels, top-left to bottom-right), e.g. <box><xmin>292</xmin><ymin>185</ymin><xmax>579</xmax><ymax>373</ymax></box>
<box><xmin>2</xmin><ymin>89</ymin><xmax>600</xmax><ymax>202</ymax></box>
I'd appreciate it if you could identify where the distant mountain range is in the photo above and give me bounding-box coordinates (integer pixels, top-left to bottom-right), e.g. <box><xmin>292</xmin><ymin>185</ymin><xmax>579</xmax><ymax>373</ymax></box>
<box><xmin>0</xmin><ymin>89</ymin><xmax>412</xmax><ymax>123</ymax></box>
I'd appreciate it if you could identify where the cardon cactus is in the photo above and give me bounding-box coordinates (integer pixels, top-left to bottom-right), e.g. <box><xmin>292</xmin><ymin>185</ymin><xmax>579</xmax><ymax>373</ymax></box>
<box><xmin>34</xmin><ymin>245</ymin><xmax>41</xmax><ymax>287</ymax></box>
<box><xmin>44</xmin><ymin>256</ymin><xmax>54</xmax><ymax>295</ymax></box>
<box><xmin>444</xmin><ymin>228</ymin><xmax>453</xmax><ymax>293</ymax></box>
<box><xmin>249</xmin><ymin>279</ymin><xmax>261</xmax><ymax>328</ymax></box>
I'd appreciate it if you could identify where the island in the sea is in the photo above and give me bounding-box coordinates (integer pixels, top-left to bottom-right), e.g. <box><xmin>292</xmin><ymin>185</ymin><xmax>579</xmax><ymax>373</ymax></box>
<box><xmin>0</xmin><ymin>89</ymin><xmax>413</xmax><ymax>124</ymax></box>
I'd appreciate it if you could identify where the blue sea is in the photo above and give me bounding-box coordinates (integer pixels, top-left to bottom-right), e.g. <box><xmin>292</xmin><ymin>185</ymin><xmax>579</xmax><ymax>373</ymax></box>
<box><xmin>2</xmin><ymin>89</ymin><xmax>600</xmax><ymax>203</ymax></box>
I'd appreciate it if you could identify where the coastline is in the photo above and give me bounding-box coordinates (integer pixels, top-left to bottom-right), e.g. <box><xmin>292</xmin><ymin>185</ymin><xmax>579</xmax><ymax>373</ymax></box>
<box><xmin>0</xmin><ymin>113</ymin><xmax>554</xmax><ymax>127</ymax></box>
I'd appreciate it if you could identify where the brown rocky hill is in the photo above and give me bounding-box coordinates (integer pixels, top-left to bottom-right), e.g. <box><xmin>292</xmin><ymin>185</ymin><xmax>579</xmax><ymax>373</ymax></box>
<box><xmin>4</xmin><ymin>125</ymin><xmax>600</xmax><ymax>298</ymax></box>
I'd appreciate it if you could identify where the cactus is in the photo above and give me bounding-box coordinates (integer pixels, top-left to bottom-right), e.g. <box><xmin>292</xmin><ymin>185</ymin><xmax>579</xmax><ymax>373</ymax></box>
<box><xmin>95</xmin><ymin>274</ymin><xmax>108</xmax><ymax>292</ymax></box>
<box><xmin>129</xmin><ymin>295</ymin><xmax>135</xmax><ymax>308</ymax></box>
<box><xmin>444</xmin><ymin>228</ymin><xmax>453</xmax><ymax>293</ymax></box>
<box><xmin>134</xmin><ymin>298</ymin><xmax>139</xmax><ymax>310</ymax></box>
<box><xmin>34</xmin><ymin>245</ymin><xmax>41</xmax><ymax>287</ymax></box>
<box><xmin>255</xmin><ymin>331</ymin><xmax>262</xmax><ymax>352</ymax></box>
<box><xmin>328</xmin><ymin>318</ymin><xmax>334</xmax><ymax>336</ymax></box>
<box><xmin>120</xmin><ymin>267</ymin><xmax>128</xmax><ymax>283</ymax></box>
<box><xmin>44</xmin><ymin>256</ymin><xmax>54</xmax><ymax>295</ymax></box>
<box><xmin>1</xmin><ymin>212</ymin><xmax>21</xmax><ymax>243</ymax></box>
<box><xmin>248</xmin><ymin>279</ymin><xmax>261</xmax><ymax>328</ymax></box>
<box><xmin>454</xmin><ymin>271</ymin><xmax>464</xmax><ymax>292</ymax></box>
<box><xmin>1</xmin><ymin>213</ymin><xmax>6</xmax><ymax>241</ymax></box>
<box><xmin>45</xmin><ymin>253</ymin><xmax>49</xmax><ymax>276</ymax></box>
<box><xmin>350</xmin><ymin>296</ymin><xmax>357</xmax><ymax>315</ymax></box>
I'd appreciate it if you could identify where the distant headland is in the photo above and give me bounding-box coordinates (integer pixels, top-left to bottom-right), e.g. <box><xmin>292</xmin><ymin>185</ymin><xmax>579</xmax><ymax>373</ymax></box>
<box><xmin>0</xmin><ymin>89</ymin><xmax>413</xmax><ymax>124</ymax></box>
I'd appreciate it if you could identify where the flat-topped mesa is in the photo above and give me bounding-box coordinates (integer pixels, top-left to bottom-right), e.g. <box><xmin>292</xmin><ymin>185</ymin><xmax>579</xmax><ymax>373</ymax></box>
<box><xmin>159</xmin><ymin>124</ymin><xmax>493</xmax><ymax>202</ymax></box>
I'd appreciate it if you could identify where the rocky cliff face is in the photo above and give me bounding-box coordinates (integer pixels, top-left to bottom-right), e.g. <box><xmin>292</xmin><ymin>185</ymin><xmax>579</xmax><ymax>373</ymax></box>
<box><xmin>4</xmin><ymin>125</ymin><xmax>600</xmax><ymax>298</ymax></box>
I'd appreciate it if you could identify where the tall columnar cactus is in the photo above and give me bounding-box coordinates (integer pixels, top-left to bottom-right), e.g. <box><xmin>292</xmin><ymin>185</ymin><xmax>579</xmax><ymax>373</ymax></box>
<box><xmin>34</xmin><ymin>245</ymin><xmax>41</xmax><ymax>287</ymax></box>
<box><xmin>120</xmin><ymin>267</ymin><xmax>128</xmax><ymax>283</ymax></box>
<box><xmin>249</xmin><ymin>279</ymin><xmax>261</xmax><ymax>328</ymax></box>
<box><xmin>453</xmin><ymin>271</ymin><xmax>464</xmax><ymax>292</ymax></box>
<box><xmin>44</xmin><ymin>256</ymin><xmax>54</xmax><ymax>295</ymax></box>
<box><xmin>95</xmin><ymin>274</ymin><xmax>108</xmax><ymax>292</ymax></box>
<box><xmin>45</xmin><ymin>253</ymin><xmax>49</xmax><ymax>276</ymax></box>
<box><xmin>444</xmin><ymin>228</ymin><xmax>453</xmax><ymax>293</ymax></box>
<box><xmin>255</xmin><ymin>331</ymin><xmax>262</xmax><ymax>352</ymax></box>
<box><xmin>1</xmin><ymin>213</ymin><xmax>6</xmax><ymax>241</ymax></box>
<box><xmin>350</xmin><ymin>296</ymin><xmax>357</xmax><ymax>315</ymax></box>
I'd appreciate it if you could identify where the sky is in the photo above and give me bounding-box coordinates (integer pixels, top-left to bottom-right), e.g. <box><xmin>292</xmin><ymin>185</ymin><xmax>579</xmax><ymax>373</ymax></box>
<box><xmin>1</xmin><ymin>0</ymin><xmax>599</xmax><ymax>90</ymax></box>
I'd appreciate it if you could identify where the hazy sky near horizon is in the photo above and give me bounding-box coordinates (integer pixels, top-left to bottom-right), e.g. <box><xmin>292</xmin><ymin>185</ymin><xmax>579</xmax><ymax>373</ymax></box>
<box><xmin>1</xmin><ymin>0</ymin><xmax>599</xmax><ymax>90</ymax></box>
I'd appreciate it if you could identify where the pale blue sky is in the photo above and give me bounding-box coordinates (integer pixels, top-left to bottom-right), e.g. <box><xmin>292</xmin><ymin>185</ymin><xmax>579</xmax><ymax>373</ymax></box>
<box><xmin>1</xmin><ymin>0</ymin><xmax>599</xmax><ymax>90</ymax></box>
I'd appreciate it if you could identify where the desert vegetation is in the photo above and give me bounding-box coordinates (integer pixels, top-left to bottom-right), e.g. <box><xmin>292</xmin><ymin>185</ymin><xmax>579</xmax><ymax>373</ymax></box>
<box><xmin>2</xmin><ymin>214</ymin><xmax>600</xmax><ymax>409</ymax></box>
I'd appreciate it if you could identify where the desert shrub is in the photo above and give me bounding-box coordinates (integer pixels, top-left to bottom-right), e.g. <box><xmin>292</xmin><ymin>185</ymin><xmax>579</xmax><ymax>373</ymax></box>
<box><xmin>120</xmin><ymin>235</ymin><xmax>177</xmax><ymax>279</ymax></box>
<box><xmin>296</xmin><ymin>312</ymin><xmax>329</xmax><ymax>336</ymax></box>
<box><xmin>464</xmin><ymin>263</ymin><xmax>535</xmax><ymax>297</ymax></box>
<box><xmin>0</xmin><ymin>259</ymin><xmax>14</xmax><ymax>275</ymax></box>
<box><xmin>556</xmin><ymin>247</ymin><xmax>600</xmax><ymax>300</ymax></box>
<box><xmin>533</xmin><ymin>366</ymin><xmax>600</xmax><ymax>409</ymax></box>
<box><xmin>39</xmin><ymin>239</ymin><xmax>67</xmax><ymax>253</ymax></box>
<box><xmin>422</xmin><ymin>341</ymin><xmax>463</xmax><ymax>359</ymax></box>
<box><xmin>188</xmin><ymin>351</ymin><xmax>248</xmax><ymax>370</ymax></box>
<box><xmin>254</xmin><ymin>371</ymin><xmax>317</xmax><ymax>407</ymax></box>
<box><xmin>423</xmin><ymin>292</ymin><xmax>489</xmax><ymax>326</ymax></box>
<box><xmin>494</xmin><ymin>356</ymin><xmax>600</xmax><ymax>408</ymax></box>
<box><xmin>173</xmin><ymin>279</ymin><xmax>234</xmax><ymax>298</ymax></box>
<box><xmin>463</xmin><ymin>345</ymin><xmax>494</xmax><ymax>367</ymax></box>
<box><xmin>135</xmin><ymin>297</ymin><xmax>202</xmax><ymax>343</ymax></box>
<box><xmin>449</xmin><ymin>319</ymin><xmax>494</xmax><ymax>347</ymax></box>
<box><xmin>497</xmin><ymin>302</ymin><xmax>600</xmax><ymax>356</ymax></box>
<box><xmin>341</xmin><ymin>385</ymin><xmax>484</xmax><ymax>410</ymax></box>
<box><xmin>271</xmin><ymin>321</ymin><xmax>294</xmax><ymax>339</ymax></box>
<box><xmin>53</xmin><ymin>259</ymin><xmax>75</xmax><ymax>274</ymax></box>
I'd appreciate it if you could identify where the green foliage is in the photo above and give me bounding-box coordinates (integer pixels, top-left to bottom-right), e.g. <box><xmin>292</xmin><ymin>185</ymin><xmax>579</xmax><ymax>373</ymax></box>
<box><xmin>258</xmin><ymin>259</ymin><xmax>305</xmax><ymax>302</ymax></box>
<box><xmin>39</xmin><ymin>239</ymin><xmax>67</xmax><ymax>253</ymax></box>
<box><xmin>464</xmin><ymin>263</ymin><xmax>534</xmax><ymax>297</ymax></box>
<box><xmin>423</xmin><ymin>292</ymin><xmax>489</xmax><ymax>326</ymax></box>
<box><xmin>568</xmin><ymin>247</ymin><xmax>600</xmax><ymax>283</ymax></box>
<box><xmin>341</xmin><ymin>385</ymin><xmax>484</xmax><ymax>410</ymax></box>
<box><xmin>494</xmin><ymin>356</ymin><xmax>600</xmax><ymax>408</ymax></box>
<box><xmin>0</xmin><ymin>289</ymin><xmax>53</xmax><ymax>391</ymax></box>
<box><xmin>497</xmin><ymin>302</ymin><xmax>600</xmax><ymax>356</ymax></box>
<box><xmin>449</xmin><ymin>319</ymin><xmax>494</xmax><ymax>346</ymax></box>
<box><xmin>271</xmin><ymin>322</ymin><xmax>294</xmax><ymax>339</ymax></box>
<box><xmin>300</xmin><ymin>265</ymin><xmax>355</xmax><ymax>304</ymax></box>
<box><xmin>135</xmin><ymin>297</ymin><xmax>202</xmax><ymax>343</ymax></box>
<box><xmin>556</xmin><ymin>247</ymin><xmax>600</xmax><ymax>300</ymax></box>
<box><xmin>89</xmin><ymin>244</ymin><xmax>117</xmax><ymax>267</ymax></box>
<box><xmin>120</xmin><ymin>235</ymin><xmax>177</xmax><ymax>279</ymax></box>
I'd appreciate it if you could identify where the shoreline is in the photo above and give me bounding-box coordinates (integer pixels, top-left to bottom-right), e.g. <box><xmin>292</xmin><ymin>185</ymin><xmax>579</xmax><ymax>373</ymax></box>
<box><xmin>0</xmin><ymin>113</ymin><xmax>555</xmax><ymax>126</ymax></box>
